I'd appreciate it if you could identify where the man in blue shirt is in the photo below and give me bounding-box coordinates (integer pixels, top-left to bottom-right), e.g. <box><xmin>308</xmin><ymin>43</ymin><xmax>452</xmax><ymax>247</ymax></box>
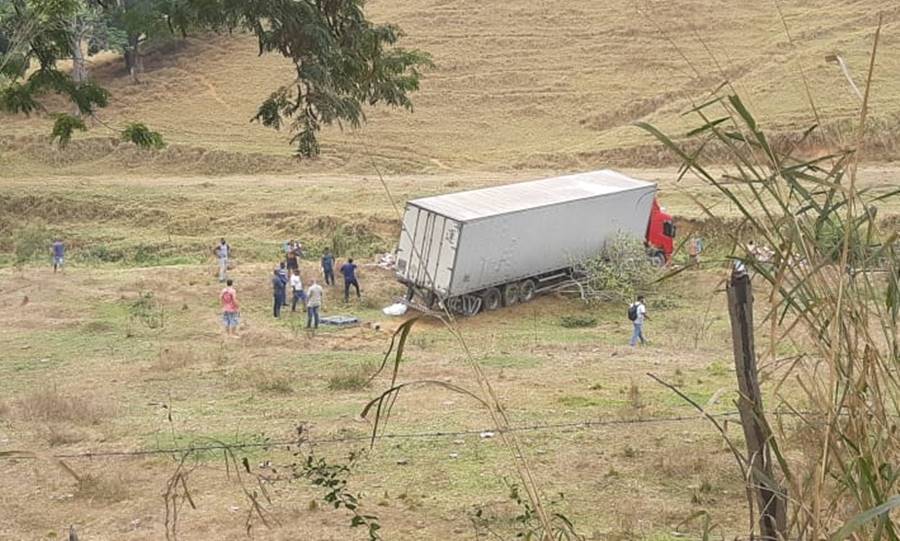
<box><xmin>277</xmin><ymin>262</ymin><xmax>289</xmax><ymax>308</ymax></box>
<box><xmin>272</xmin><ymin>269</ymin><xmax>286</xmax><ymax>318</ymax></box>
<box><xmin>321</xmin><ymin>248</ymin><xmax>335</xmax><ymax>286</ymax></box>
<box><xmin>340</xmin><ymin>258</ymin><xmax>360</xmax><ymax>303</ymax></box>
<box><xmin>51</xmin><ymin>238</ymin><xmax>65</xmax><ymax>273</ymax></box>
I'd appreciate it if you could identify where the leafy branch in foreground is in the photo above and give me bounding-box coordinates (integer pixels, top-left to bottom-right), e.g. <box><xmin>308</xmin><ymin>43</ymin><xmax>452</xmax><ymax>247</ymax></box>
<box><xmin>470</xmin><ymin>481</ymin><xmax>584</xmax><ymax>541</ymax></box>
<box><xmin>296</xmin><ymin>450</ymin><xmax>381</xmax><ymax>541</ymax></box>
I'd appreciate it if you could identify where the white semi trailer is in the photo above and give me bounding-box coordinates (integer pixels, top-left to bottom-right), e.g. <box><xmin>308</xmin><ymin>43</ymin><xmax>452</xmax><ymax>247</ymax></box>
<box><xmin>395</xmin><ymin>170</ymin><xmax>675</xmax><ymax>315</ymax></box>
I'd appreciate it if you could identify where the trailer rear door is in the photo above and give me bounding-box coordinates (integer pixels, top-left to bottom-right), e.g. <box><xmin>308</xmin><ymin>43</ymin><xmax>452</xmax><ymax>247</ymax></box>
<box><xmin>396</xmin><ymin>205</ymin><xmax>459</xmax><ymax>296</ymax></box>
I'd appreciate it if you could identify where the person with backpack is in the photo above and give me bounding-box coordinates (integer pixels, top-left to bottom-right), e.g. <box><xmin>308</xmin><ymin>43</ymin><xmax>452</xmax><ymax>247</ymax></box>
<box><xmin>219</xmin><ymin>279</ymin><xmax>240</xmax><ymax>337</ymax></box>
<box><xmin>628</xmin><ymin>295</ymin><xmax>648</xmax><ymax>347</ymax></box>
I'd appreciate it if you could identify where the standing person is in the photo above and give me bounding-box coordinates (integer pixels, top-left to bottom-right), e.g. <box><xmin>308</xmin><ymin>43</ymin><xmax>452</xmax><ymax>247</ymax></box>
<box><xmin>277</xmin><ymin>261</ymin><xmax>289</xmax><ymax>307</ymax></box>
<box><xmin>272</xmin><ymin>269</ymin><xmax>285</xmax><ymax>318</ymax></box>
<box><xmin>306</xmin><ymin>279</ymin><xmax>324</xmax><ymax>329</ymax></box>
<box><xmin>285</xmin><ymin>245</ymin><xmax>300</xmax><ymax>275</ymax></box>
<box><xmin>340</xmin><ymin>258</ymin><xmax>360</xmax><ymax>302</ymax></box>
<box><xmin>290</xmin><ymin>269</ymin><xmax>306</xmax><ymax>312</ymax></box>
<box><xmin>50</xmin><ymin>238</ymin><xmax>65</xmax><ymax>273</ymax></box>
<box><xmin>219</xmin><ymin>279</ymin><xmax>240</xmax><ymax>337</ymax></box>
<box><xmin>321</xmin><ymin>248</ymin><xmax>335</xmax><ymax>286</ymax></box>
<box><xmin>214</xmin><ymin>238</ymin><xmax>230</xmax><ymax>282</ymax></box>
<box><xmin>628</xmin><ymin>295</ymin><xmax>648</xmax><ymax>347</ymax></box>
<box><xmin>688</xmin><ymin>236</ymin><xmax>703</xmax><ymax>265</ymax></box>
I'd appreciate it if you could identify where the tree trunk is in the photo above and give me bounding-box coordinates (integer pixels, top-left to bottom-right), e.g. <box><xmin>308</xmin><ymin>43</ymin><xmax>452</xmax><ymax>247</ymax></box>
<box><xmin>124</xmin><ymin>34</ymin><xmax>142</xmax><ymax>83</ymax></box>
<box><xmin>71</xmin><ymin>36</ymin><xmax>87</xmax><ymax>84</ymax></box>
<box><xmin>70</xmin><ymin>18</ymin><xmax>87</xmax><ymax>116</ymax></box>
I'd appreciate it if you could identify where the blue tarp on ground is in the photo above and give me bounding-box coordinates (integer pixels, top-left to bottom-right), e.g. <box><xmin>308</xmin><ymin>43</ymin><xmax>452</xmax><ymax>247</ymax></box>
<box><xmin>320</xmin><ymin>315</ymin><xmax>360</xmax><ymax>326</ymax></box>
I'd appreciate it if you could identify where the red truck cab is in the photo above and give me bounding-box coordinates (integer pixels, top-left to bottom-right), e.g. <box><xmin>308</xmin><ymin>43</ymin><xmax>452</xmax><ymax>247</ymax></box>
<box><xmin>646</xmin><ymin>198</ymin><xmax>676</xmax><ymax>264</ymax></box>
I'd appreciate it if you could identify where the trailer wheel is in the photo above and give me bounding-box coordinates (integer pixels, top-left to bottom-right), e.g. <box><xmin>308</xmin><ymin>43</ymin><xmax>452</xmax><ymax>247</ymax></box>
<box><xmin>518</xmin><ymin>279</ymin><xmax>536</xmax><ymax>302</ymax></box>
<box><xmin>448</xmin><ymin>295</ymin><xmax>482</xmax><ymax>316</ymax></box>
<box><xmin>649</xmin><ymin>252</ymin><xmax>666</xmax><ymax>268</ymax></box>
<box><xmin>482</xmin><ymin>288</ymin><xmax>502</xmax><ymax>311</ymax></box>
<box><xmin>502</xmin><ymin>283</ymin><xmax>519</xmax><ymax>306</ymax></box>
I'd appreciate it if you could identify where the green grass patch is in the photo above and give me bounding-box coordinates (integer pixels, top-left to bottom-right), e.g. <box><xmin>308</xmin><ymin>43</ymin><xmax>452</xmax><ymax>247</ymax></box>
<box><xmin>478</xmin><ymin>354</ymin><xmax>543</xmax><ymax>369</ymax></box>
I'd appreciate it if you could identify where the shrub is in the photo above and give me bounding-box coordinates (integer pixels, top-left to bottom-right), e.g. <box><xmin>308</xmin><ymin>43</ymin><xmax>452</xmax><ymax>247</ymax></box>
<box><xmin>575</xmin><ymin>233</ymin><xmax>659</xmax><ymax>304</ymax></box>
<box><xmin>254</xmin><ymin>373</ymin><xmax>294</xmax><ymax>394</ymax></box>
<box><xmin>77</xmin><ymin>244</ymin><xmax>125</xmax><ymax>263</ymax></box>
<box><xmin>14</xmin><ymin>223</ymin><xmax>51</xmax><ymax>265</ymax></box>
<box><xmin>128</xmin><ymin>292</ymin><xmax>165</xmax><ymax>329</ymax></box>
<box><xmin>559</xmin><ymin>315</ymin><xmax>597</xmax><ymax>328</ymax></box>
<box><xmin>16</xmin><ymin>387</ymin><xmax>107</xmax><ymax>425</ymax></box>
<box><xmin>327</xmin><ymin>363</ymin><xmax>373</xmax><ymax>391</ymax></box>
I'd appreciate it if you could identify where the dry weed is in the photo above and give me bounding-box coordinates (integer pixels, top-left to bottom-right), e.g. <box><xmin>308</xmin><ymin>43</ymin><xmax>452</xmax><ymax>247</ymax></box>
<box><xmin>45</xmin><ymin>424</ymin><xmax>85</xmax><ymax>447</ymax></box>
<box><xmin>151</xmin><ymin>346</ymin><xmax>195</xmax><ymax>372</ymax></box>
<box><xmin>16</xmin><ymin>387</ymin><xmax>107</xmax><ymax>426</ymax></box>
<box><xmin>77</xmin><ymin>473</ymin><xmax>130</xmax><ymax>502</ymax></box>
<box><xmin>252</xmin><ymin>373</ymin><xmax>295</xmax><ymax>395</ymax></box>
<box><xmin>327</xmin><ymin>363</ymin><xmax>374</xmax><ymax>391</ymax></box>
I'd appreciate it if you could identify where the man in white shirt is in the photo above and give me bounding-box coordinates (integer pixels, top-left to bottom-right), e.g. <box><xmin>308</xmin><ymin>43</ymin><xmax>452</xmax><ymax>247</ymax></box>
<box><xmin>290</xmin><ymin>269</ymin><xmax>305</xmax><ymax>312</ymax></box>
<box><xmin>629</xmin><ymin>295</ymin><xmax>648</xmax><ymax>347</ymax></box>
<box><xmin>306</xmin><ymin>279</ymin><xmax>324</xmax><ymax>329</ymax></box>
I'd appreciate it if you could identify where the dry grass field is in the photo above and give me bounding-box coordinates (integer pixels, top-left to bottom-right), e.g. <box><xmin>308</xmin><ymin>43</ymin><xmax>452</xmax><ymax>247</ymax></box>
<box><xmin>1</xmin><ymin>0</ymin><xmax>899</xmax><ymax>175</ymax></box>
<box><xmin>1</xmin><ymin>254</ymin><xmax>754</xmax><ymax>540</ymax></box>
<box><xmin>2</xmin><ymin>0</ymin><xmax>900</xmax><ymax>539</ymax></box>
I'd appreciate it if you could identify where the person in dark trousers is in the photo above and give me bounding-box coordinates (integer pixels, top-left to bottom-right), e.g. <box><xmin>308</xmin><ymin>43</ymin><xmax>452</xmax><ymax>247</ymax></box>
<box><xmin>321</xmin><ymin>248</ymin><xmax>335</xmax><ymax>286</ymax></box>
<box><xmin>340</xmin><ymin>258</ymin><xmax>360</xmax><ymax>302</ymax></box>
<box><xmin>277</xmin><ymin>261</ymin><xmax>289</xmax><ymax>307</ymax></box>
<box><xmin>289</xmin><ymin>269</ymin><xmax>305</xmax><ymax>312</ymax></box>
<box><xmin>286</xmin><ymin>246</ymin><xmax>299</xmax><ymax>274</ymax></box>
<box><xmin>272</xmin><ymin>269</ymin><xmax>285</xmax><ymax>318</ymax></box>
<box><xmin>51</xmin><ymin>238</ymin><xmax>65</xmax><ymax>273</ymax></box>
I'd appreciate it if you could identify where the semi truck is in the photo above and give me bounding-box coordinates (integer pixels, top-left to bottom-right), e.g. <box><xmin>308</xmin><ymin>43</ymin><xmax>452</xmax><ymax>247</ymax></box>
<box><xmin>394</xmin><ymin>169</ymin><xmax>675</xmax><ymax>315</ymax></box>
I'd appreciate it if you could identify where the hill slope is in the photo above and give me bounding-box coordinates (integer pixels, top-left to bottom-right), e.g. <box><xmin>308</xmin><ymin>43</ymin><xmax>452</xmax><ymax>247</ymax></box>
<box><xmin>2</xmin><ymin>0</ymin><xmax>898</xmax><ymax>175</ymax></box>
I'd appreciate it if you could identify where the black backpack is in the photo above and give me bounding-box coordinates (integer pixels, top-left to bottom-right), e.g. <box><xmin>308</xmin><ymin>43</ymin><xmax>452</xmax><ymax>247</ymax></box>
<box><xmin>627</xmin><ymin>303</ymin><xmax>638</xmax><ymax>322</ymax></box>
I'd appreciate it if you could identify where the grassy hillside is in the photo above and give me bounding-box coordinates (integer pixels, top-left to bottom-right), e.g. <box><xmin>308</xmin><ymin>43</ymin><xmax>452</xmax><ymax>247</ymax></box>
<box><xmin>1</xmin><ymin>0</ymin><xmax>898</xmax><ymax>175</ymax></box>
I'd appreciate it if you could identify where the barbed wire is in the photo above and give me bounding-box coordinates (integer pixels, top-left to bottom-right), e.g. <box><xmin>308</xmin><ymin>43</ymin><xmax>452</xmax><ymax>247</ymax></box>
<box><xmin>2</xmin><ymin>412</ymin><xmax>743</xmax><ymax>461</ymax></box>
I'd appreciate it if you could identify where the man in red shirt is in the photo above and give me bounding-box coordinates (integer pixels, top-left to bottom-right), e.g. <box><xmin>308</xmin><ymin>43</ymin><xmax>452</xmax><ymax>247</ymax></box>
<box><xmin>220</xmin><ymin>279</ymin><xmax>240</xmax><ymax>337</ymax></box>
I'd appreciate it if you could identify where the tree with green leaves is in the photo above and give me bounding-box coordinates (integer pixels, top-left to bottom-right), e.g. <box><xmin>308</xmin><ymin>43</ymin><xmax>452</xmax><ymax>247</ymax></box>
<box><xmin>1</xmin><ymin>0</ymin><xmax>431</xmax><ymax>156</ymax></box>
<box><xmin>106</xmin><ymin>0</ymin><xmax>169</xmax><ymax>81</ymax></box>
<box><xmin>163</xmin><ymin>0</ymin><xmax>433</xmax><ymax>157</ymax></box>
<box><xmin>0</xmin><ymin>0</ymin><xmax>110</xmax><ymax>145</ymax></box>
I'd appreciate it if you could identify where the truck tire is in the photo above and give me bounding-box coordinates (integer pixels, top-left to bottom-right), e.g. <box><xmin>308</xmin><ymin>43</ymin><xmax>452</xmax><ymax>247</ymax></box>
<box><xmin>649</xmin><ymin>251</ymin><xmax>666</xmax><ymax>268</ymax></box>
<box><xmin>447</xmin><ymin>295</ymin><xmax>482</xmax><ymax>316</ymax></box>
<box><xmin>518</xmin><ymin>279</ymin><xmax>536</xmax><ymax>302</ymax></box>
<box><xmin>502</xmin><ymin>283</ymin><xmax>519</xmax><ymax>306</ymax></box>
<box><xmin>482</xmin><ymin>288</ymin><xmax>502</xmax><ymax>311</ymax></box>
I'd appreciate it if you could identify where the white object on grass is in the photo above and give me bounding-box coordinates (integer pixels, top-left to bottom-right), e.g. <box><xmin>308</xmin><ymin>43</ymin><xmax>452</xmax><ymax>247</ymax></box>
<box><xmin>382</xmin><ymin>303</ymin><xmax>408</xmax><ymax>316</ymax></box>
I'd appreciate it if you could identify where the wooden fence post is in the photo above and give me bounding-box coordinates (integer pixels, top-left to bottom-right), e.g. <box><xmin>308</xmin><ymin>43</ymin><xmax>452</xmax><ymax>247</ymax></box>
<box><xmin>727</xmin><ymin>268</ymin><xmax>787</xmax><ymax>540</ymax></box>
